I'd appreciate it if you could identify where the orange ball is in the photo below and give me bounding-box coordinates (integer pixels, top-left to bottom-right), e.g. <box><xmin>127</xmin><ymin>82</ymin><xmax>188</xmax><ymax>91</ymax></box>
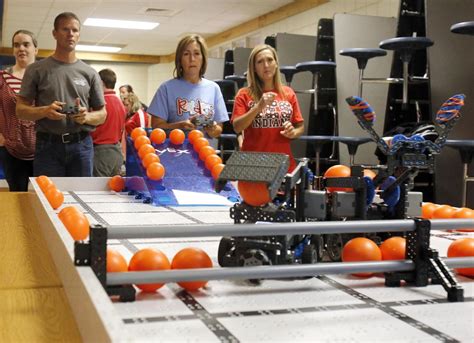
<box><xmin>188</xmin><ymin>129</ymin><xmax>204</xmax><ymax>144</ymax></box>
<box><xmin>59</xmin><ymin>210</ymin><xmax>89</xmax><ymax>241</ymax></box>
<box><xmin>150</xmin><ymin>128</ymin><xmax>166</xmax><ymax>145</ymax></box>
<box><xmin>452</xmin><ymin>207</ymin><xmax>474</xmax><ymax>232</ymax></box>
<box><xmin>45</xmin><ymin>186</ymin><xmax>64</xmax><ymax>209</ymax></box>
<box><xmin>58</xmin><ymin>206</ymin><xmax>80</xmax><ymax>221</ymax></box>
<box><xmin>142</xmin><ymin>153</ymin><xmax>160</xmax><ymax>168</ymax></box>
<box><xmin>432</xmin><ymin>205</ymin><xmax>457</xmax><ymax>219</ymax></box>
<box><xmin>211</xmin><ymin>163</ymin><xmax>225</xmax><ymax>180</ymax></box>
<box><xmin>36</xmin><ymin>175</ymin><xmax>53</xmax><ymax>192</ymax></box>
<box><xmin>171</xmin><ymin>247</ymin><xmax>213</xmax><ymax>291</ymax></box>
<box><xmin>205</xmin><ymin>154</ymin><xmax>222</xmax><ymax>171</ymax></box>
<box><xmin>324</xmin><ymin>164</ymin><xmax>352</xmax><ymax>192</ymax></box>
<box><xmin>134</xmin><ymin>135</ymin><xmax>151</xmax><ymax>150</ymax></box>
<box><xmin>421</xmin><ymin>202</ymin><xmax>439</xmax><ymax>219</ymax></box>
<box><xmin>107</xmin><ymin>249</ymin><xmax>128</xmax><ymax>273</ymax></box>
<box><xmin>146</xmin><ymin>162</ymin><xmax>165</xmax><ymax>181</ymax></box>
<box><xmin>169</xmin><ymin>129</ymin><xmax>185</xmax><ymax>145</ymax></box>
<box><xmin>108</xmin><ymin>175</ymin><xmax>125</xmax><ymax>192</ymax></box>
<box><xmin>198</xmin><ymin>145</ymin><xmax>216</xmax><ymax>161</ymax></box>
<box><xmin>380</xmin><ymin>237</ymin><xmax>406</xmax><ymax>260</ymax></box>
<box><xmin>342</xmin><ymin>237</ymin><xmax>382</xmax><ymax>277</ymax></box>
<box><xmin>130</xmin><ymin>127</ymin><xmax>147</xmax><ymax>141</ymax></box>
<box><xmin>447</xmin><ymin>238</ymin><xmax>474</xmax><ymax>276</ymax></box>
<box><xmin>238</xmin><ymin>181</ymin><xmax>271</xmax><ymax>207</ymax></box>
<box><xmin>363</xmin><ymin>169</ymin><xmax>376</xmax><ymax>179</ymax></box>
<box><xmin>193</xmin><ymin>137</ymin><xmax>209</xmax><ymax>152</ymax></box>
<box><xmin>138</xmin><ymin>144</ymin><xmax>156</xmax><ymax>159</ymax></box>
<box><xmin>128</xmin><ymin>248</ymin><xmax>171</xmax><ymax>292</ymax></box>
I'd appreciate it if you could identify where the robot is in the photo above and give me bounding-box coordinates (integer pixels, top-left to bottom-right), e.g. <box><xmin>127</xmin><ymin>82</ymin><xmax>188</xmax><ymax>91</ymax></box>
<box><xmin>215</xmin><ymin>94</ymin><xmax>465</xmax><ymax>267</ymax></box>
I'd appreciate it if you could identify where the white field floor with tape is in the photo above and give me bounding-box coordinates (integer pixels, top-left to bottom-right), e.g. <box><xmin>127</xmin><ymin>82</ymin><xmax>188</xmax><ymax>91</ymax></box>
<box><xmin>31</xmin><ymin>178</ymin><xmax>474</xmax><ymax>342</ymax></box>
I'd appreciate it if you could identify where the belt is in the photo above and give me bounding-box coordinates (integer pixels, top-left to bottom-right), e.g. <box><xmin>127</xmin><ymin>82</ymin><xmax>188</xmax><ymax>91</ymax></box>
<box><xmin>37</xmin><ymin>131</ymin><xmax>89</xmax><ymax>144</ymax></box>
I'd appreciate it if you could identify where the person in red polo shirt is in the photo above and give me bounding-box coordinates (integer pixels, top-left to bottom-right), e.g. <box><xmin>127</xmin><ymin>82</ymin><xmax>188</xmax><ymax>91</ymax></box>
<box><xmin>91</xmin><ymin>69</ymin><xmax>126</xmax><ymax>176</ymax></box>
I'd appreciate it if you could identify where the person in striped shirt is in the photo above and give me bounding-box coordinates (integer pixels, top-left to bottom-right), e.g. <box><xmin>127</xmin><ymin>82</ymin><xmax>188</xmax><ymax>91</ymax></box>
<box><xmin>0</xmin><ymin>30</ymin><xmax>38</xmax><ymax>191</ymax></box>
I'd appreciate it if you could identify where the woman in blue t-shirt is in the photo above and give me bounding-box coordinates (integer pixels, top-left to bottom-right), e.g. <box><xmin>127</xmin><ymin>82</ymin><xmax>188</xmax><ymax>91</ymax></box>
<box><xmin>148</xmin><ymin>34</ymin><xmax>228</xmax><ymax>138</ymax></box>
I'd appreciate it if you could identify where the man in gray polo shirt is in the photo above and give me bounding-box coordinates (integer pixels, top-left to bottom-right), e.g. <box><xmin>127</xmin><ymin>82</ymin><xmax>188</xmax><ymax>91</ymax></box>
<box><xmin>16</xmin><ymin>12</ymin><xmax>106</xmax><ymax>177</ymax></box>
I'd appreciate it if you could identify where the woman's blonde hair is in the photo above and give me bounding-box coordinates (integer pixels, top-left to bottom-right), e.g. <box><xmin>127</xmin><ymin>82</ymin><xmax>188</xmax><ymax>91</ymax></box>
<box><xmin>174</xmin><ymin>34</ymin><xmax>208</xmax><ymax>79</ymax></box>
<box><xmin>124</xmin><ymin>93</ymin><xmax>141</xmax><ymax>113</ymax></box>
<box><xmin>246</xmin><ymin>44</ymin><xmax>285</xmax><ymax>101</ymax></box>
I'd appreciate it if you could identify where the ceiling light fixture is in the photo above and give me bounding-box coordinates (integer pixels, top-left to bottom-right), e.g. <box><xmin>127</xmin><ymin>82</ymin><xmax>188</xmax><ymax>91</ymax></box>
<box><xmin>84</xmin><ymin>18</ymin><xmax>159</xmax><ymax>30</ymax></box>
<box><xmin>76</xmin><ymin>44</ymin><xmax>122</xmax><ymax>53</ymax></box>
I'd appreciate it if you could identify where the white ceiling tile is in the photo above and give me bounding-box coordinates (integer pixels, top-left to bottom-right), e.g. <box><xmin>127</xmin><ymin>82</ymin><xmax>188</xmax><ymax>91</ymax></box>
<box><xmin>2</xmin><ymin>0</ymin><xmax>295</xmax><ymax>56</ymax></box>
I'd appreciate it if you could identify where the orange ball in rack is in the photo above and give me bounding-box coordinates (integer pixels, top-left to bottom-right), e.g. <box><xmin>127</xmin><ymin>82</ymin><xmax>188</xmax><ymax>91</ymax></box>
<box><xmin>45</xmin><ymin>186</ymin><xmax>64</xmax><ymax>209</ymax></box>
<box><xmin>169</xmin><ymin>129</ymin><xmax>185</xmax><ymax>145</ymax></box>
<box><xmin>138</xmin><ymin>144</ymin><xmax>155</xmax><ymax>159</ymax></box>
<box><xmin>146</xmin><ymin>162</ymin><xmax>165</xmax><ymax>181</ymax></box>
<box><xmin>324</xmin><ymin>165</ymin><xmax>352</xmax><ymax>192</ymax></box>
<box><xmin>150</xmin><ymin>128</ymin><xmax>166</xmax><ymax>145</ymax></box>
<box><xmin>36</xmin><ymin>175</ymin><xmax>53</xmax><ymax>192</ymax></box>
<box><xmin>447</xmin><ymin>238</ymin><xmax>474</xmax><ymax>276</ymax></box>
<box><xmin>211</xmin><ymin>163</ymin><xmax>225</xmax><ymax>180</ymax></box>
<box><xmin>130</xmin><ymin>127</ymin><xmax>147</xmax><ymax>141</ymax></box>
<box><xmin>238</xmin><ymin>181</ymin><xmax>271</xmax><ymax>207</ymax></box>
<box><xmin>205</xmin><ymin>154</ymin><xmax>222</xmax><ymax>170</ymax></box>
<box><xmin>142</xmin><ymin>153</ymin><xmax>160</xmax><ymax>169</ymax></box>
<box><xmin>193</xmin><ymin>137</ymin><xmax>209</xmax><ymax>152</ymax></box>
<box><xmin>134</xmin><ymin>135</ymin><xmax>151</xmax><ymax>150</ymax></box>
<box><xmin>188</xmin><ymin>129</ymin><xmax>204</xmax><ymax>144</ymax></box>
<box><xmin>421</xmin><ymin>202</ymin><xmax>439</xmax><ymax>219</ymax></box>
<box><xmin>108</xmin><ymin>175</ymin><xmax>125</xmax><ymax>192</ymax></box>
<box><xmin>452</xmin><ymin>207</ymin><xmax>474</xmax><ymax>232</ymax></box>
<box><xmin>171</xmin><ymin>247</ymin><xmax>213</xmax><ymax>291</ymax></box>
<box><xmin>128</xmin><ymin>248</ymin><xmax>171</xmax><ymax>292</ymax></box>
<box><xmin>380</xmin><ymin>237</ymin><xmax>406</xmax><ymax>260</ymax></box>
<box><xmin>342</xmin><ymin>237</ymin><xmax>382</xmax><ymax>277</ymax></box>
<box><xmin>59</xmin><ymin>210</ymin><xmax>89</xmax><ymax>241</ymax></box>
<box><xmin>198</xmin><ymin>146</ymin><xmax>216</xmax><ymax>161</ymax></box>
<box><xmin>58</xmin><ymin>206</ymin><xmax>80</xmax><ymax>221</ymax></box>
<box><xmin>432</xmin><ymin>205</ymin><xmax>457</xmax><ymax>219</ymax></box>
<box><xmin>107</xmin><ymin>249</ymin><xmax>128</xmax><ymax>273</ymax></box>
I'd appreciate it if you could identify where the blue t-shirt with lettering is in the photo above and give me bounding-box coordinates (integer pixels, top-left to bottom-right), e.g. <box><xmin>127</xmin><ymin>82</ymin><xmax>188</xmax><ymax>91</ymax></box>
<box><xmin>148</xmin><ymin>78</ymin><xmax>228</xmax><ymax>124</ymax></box>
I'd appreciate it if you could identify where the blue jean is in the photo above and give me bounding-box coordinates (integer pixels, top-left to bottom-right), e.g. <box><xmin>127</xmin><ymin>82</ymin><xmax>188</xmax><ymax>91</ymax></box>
<box><xmin>34</xmin><ymin>134</ymin><xmax>93</xmax><ymax>177</ymax></box>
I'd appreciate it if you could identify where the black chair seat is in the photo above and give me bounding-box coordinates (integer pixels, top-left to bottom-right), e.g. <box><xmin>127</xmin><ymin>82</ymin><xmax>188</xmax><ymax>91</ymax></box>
<box><xmin>332</xmin><ymin>137</ymin><xmax>372</xmax><ymax>155</ymax></box>
<box><xmin>446</xmin><ymin>140</ymin><xmax>474</xmax><ymax>164</ymax></box>
<box><xmin>279</xmin><ymin>66</ymin><xmax>298</xmax><ymax>83</ymax></box>
<box><xmin>295</xmin><ymin>61</ymin><xmax>336</xmax><ymax>74</ymax></box>
<box><xmin>339</xmin><ymin>48</ymin><xmax>387</xmax><ymax>69</ymax></box>
<box><xmin>214</xmin><ymin>79</ymin><xmax>236</xmax><ymax>88</ymax></box>
<box><xmin>450</xmin><ymin>21</ymin><xmax>474</xmax><ymax>35</ymax></box>
<box><xmin>379</xmin><ymin>37</ymin><xmax>434</xmax><ymax>52</ymax></box>
<box><xmin>224</xmin><ymin>75</ymin><xmax>246</xmax><ymax>88</ymax></box>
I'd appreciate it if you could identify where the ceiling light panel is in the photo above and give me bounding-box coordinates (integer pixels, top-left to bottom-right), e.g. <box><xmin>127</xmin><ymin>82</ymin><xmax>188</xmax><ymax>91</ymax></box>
<box><xmin>84</xmin><ymin>18</ymin><xmax>159</xmax><ymax>30</ymax></box>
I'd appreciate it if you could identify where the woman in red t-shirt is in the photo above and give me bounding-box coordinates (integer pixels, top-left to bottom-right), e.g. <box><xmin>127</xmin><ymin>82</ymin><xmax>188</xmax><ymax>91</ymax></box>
<box><xmin>231</xmin><ymin>44</ymin><xmax>304</xmax><ymax>172</ymax></box>
<box><xmin>124</xmin><ymin>93</ymin><xmax>150</xmax><ymax>135</ymax></box>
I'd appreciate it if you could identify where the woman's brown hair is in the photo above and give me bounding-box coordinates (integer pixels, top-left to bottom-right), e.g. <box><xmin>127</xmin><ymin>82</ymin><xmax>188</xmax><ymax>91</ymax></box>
<box><xmin>174</xmin><ymin>34</ymin><xmax>208</xmax><ymax>79</ymax></box>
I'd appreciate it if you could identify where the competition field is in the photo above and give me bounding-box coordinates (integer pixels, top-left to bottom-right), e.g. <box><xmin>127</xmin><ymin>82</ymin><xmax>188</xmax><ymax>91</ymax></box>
<box><xmin>31</xmin><ymin>178</ymin><xmax>474</xmax><ymax>342</ymax></box>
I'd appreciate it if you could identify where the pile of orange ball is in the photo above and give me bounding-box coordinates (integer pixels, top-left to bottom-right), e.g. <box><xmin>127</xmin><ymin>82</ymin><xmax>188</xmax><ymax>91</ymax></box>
<box><xmin>130</xmin><ymin>127</ymin><xmax>166</xmax><ymax>181</ymax></box>
<box><xmin>107</xmin><ymin>247</ymin><xmax>213</xmax><ymax>292</ymax></box>
<box><xmin>36</xmin><ymin>175</ymin><xmax>90</xmax><ymax>241</ymax></box>
<box><xmin>36</xmin><ymin>175</ymin><xmax>64</xmax><ymax>209</ymax></box>
<box><xmin>342</xmin><ymin>236</ymin><xmax>406</xmax><ymax>277</ymax></box>
<box><xmin>188</xmin><ymin>129</ymin><xmax>225</xmax><ymax>180</ymax></box>
<box><xmin>422</xmin><ymin>202</ymin><xmax>474</xmax><ymax>232</ymax></box>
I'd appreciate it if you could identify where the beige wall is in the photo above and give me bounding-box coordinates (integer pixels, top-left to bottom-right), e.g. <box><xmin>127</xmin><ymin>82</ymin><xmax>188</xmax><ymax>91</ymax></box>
<box><xmin>89</xmin><ymin>62</ymin><xmax>150</xmax><ymax>106</ymax></box>
<box><xmin>91</xmin><ymin>0</ymin><xmax>399</xmax><ymax>105</ymax></box>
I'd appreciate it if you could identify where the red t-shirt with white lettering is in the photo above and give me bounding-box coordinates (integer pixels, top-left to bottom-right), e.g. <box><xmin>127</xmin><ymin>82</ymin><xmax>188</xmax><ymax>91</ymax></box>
<box><xmin>231</xmin><ymin>86</ymin><xmax>303</xmax><ymax>171</ymax></box>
